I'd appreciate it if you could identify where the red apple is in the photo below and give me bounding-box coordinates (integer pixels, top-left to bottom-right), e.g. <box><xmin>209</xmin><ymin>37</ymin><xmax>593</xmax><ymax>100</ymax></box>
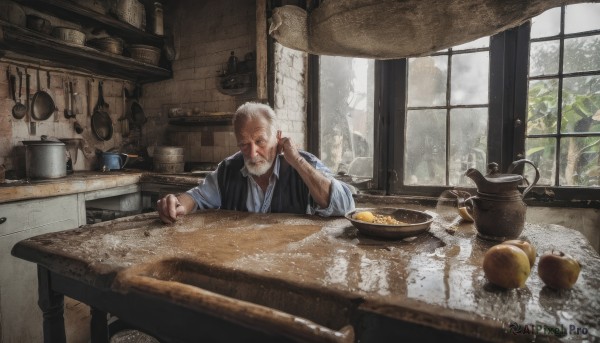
<box><xmin>502</xmin><ymin>239</ymin><xmax>536</xmax><ymax>267</ymax></box>
<box><xmin>538</xmin><ymin>250</ymin><xmax>581</xmax><ymax>290</ymax></box>
<box><xmin>483</xmin><ymin>244</ymin><xmax>531</xmax><ymax>289</ymax></box>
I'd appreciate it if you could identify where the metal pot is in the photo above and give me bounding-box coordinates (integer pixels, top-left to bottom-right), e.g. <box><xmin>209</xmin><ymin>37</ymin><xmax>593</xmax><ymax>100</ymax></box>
<box><xmin>22</xmin><ymin>140</ymin><xmax>67</xmax><ymax>179</ymax></box>
<box><xmin>100</xmin><ymin>152</ymin><xmax>129</xmax><ymax>171</ymax></box>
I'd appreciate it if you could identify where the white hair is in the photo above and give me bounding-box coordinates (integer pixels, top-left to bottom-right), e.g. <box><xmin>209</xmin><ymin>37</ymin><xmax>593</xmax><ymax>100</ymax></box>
<box><xmin>233</xmin><ymin>102</ymin><xmax>278</xmax><ymax>138</ymax></box>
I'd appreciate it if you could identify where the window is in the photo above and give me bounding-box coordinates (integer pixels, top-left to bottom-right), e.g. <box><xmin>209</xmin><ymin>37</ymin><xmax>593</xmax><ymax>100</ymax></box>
<box><xmin>312</xmin><ymin>4</ymin><xmax>600</xmax><ymax>201</ymax></box>
<box><xmin>405</xmin><ymin>38</ymin><xmax>489</xmax><ymax>187</ymax></box>
<box><xmin>318</xmin><ymin>56</ymin><xmax>375</xmax><ymax>179</ymax></box>
<box><xmin>526</xmin><ymin>4</ymin><xmax>600</xmax><ymax>187</ymax></box>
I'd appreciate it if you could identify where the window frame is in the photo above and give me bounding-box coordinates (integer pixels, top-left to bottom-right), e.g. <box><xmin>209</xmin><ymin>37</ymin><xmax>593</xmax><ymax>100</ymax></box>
<box><xmin>308</xmin><ymin>19</ymin><xmax>600</xmax><ymax>206</ymax></box>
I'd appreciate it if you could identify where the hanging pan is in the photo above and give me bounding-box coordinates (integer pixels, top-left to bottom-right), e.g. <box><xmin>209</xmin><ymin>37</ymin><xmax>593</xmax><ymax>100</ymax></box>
<box><xmin>30</xmin><ymin>68</ymin><xmax>55</xmax><ymax>121</ymax></box>
<box><xmin>125</xmin><ymin>85</ymin><xmax>147</xmax><ymax>128</ymax></box>
<box><xmin>91</xmin><ymin>80</ymin><xmax>113</xmax><ymax>141</ymax></box>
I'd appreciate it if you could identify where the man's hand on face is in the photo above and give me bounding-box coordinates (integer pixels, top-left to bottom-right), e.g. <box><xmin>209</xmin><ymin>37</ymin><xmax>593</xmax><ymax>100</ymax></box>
<box><xmin>157</xmin><ymin>194</ymin><xmax>186</xmax><ymax>224</ymax></box>
<box><xmin>276</xmin><ymin>130</ymin><xmax>302</xmax><ymax>166</ymax></box>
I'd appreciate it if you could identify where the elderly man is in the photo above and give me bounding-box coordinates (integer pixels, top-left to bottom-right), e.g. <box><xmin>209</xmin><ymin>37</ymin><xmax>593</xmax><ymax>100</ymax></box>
<box><xmin>157</xmin><ymin>102</ymin><xmax>355</xmax><ymax>224</ymax></box>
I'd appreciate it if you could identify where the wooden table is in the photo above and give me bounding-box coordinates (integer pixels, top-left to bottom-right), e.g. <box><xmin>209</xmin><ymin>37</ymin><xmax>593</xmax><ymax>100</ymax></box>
<box><xmin>11</xmin><ymin>210</ymin><xmax>600</xmax><ymax>342</ymax></box>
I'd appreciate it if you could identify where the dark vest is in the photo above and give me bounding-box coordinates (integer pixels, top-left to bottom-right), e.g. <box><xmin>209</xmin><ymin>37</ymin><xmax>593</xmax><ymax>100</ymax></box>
<box><xmin>217</xmin><ymin>151</ymin><xmax>319</xmax><ymax>213</ymax></box>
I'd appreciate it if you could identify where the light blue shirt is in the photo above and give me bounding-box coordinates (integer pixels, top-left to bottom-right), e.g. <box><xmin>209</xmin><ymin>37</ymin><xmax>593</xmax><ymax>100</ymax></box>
<box><xmin>186</xmin><ymin>154</ymin><xmax>355</xmax><ymax>216</ymax></box>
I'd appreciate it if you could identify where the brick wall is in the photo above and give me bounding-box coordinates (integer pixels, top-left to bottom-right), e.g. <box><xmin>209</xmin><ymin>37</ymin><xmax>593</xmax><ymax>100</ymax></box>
<box><xmin>0</xmin><ymin>0</ymin><xmax>310</xmax><ymax>174</ymax></box>
<box><xmin>273</xmin><ymin>42</ymin><xmax>308</xmax><ymax>150</ymax></box>
<box><xmin>0</xmin><ymin>61</ymin><xmax>133</xmax><ymax>175</ymax></box>
<box><xmin>141</xmin><ymin>0</ymin><xmax>258</xmax><ymax>164</ymax></box>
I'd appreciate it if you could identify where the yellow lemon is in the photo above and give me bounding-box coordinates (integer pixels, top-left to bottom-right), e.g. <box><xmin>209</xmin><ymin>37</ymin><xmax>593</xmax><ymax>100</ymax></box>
<box><xmin>354</xmin><ymin>211</ymin><xmax>375</xmax><ymax>223</ymax></box>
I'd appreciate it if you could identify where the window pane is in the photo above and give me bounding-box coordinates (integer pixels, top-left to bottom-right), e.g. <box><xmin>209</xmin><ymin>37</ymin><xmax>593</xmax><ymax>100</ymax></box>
<box><xmin>565</xmin><ymin>3</ymin><xmax>600</xmax><ymax>34</ymax></box>
<box><xmin>559</xmin><ymin>136</ymin><xmax>600</xmax><ymax>186</ymax></box>
<box><xmin>405</xmin><ymin>109</ymin><xmax>446</xmax><ymax>185</ymax></box>
<box><xmin>529</xmin><ymin>40</ymin><xmax>559</xmax><ymax>77</ymax></box>
<box><xmin>563</xmin><ymin>35</ymin><xmax>600</xmax><ymax>74</ymax></box>
<box><xmin>527</xmin><ymin>79</ymin><xmax>559</xmax><ymax>135</ymax></box>
<box><xmin>319</xmin><ymin>56</ymin><xmax>374</xmax><ymax>176</ymax></box>
<box><xmin>450</xmin><ymin>52</ymin><xmax>489</xmax><ymax>105</ymax></box>
<box><xmin>525</xmin><ymin>137</ymin><xmax>556</xmax><ymax>186</ymax></box>
<box><xmin>531</xmin><ymin>7</ymin><xmax>561</xmax><ymax>39</ymax></box>
<box><xmin>453</xmin><ymin>37</ymin><xmax>489</xmax><ymax>51</ymax></box>
<box><xmin>449</xmin><ymin>108</ymin><xmax>488</xmax><ymax>186</ymax></box>
<box><xmin>408</xmin><ymin>56</ymin><xmax>448</xmax><ymax>107</ymax></box>
<box><xmin>561</xmin><ymin>76</ymin><xmax>600</xmax><ymax>134</ymax></box>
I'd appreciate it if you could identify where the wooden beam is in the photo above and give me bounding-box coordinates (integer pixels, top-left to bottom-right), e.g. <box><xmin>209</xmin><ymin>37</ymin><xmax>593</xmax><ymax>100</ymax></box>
<box><xmin>256</xmin><ymin>0</ymin><xmax>268</xmax><ymax>102</ymax></box>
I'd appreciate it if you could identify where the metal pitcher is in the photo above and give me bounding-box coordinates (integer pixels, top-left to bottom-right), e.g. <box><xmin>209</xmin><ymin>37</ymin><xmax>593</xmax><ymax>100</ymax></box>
<box><xmin>464</xmin><ymin>159</ymin><xmax>540</xmax><ymax>241</ymax></box>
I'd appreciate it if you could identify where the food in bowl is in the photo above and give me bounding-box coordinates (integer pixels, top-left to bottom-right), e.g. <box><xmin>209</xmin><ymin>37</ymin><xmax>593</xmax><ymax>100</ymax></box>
<box><xmin>353</xmin><ymin>211</ymin><xmax>406</xmax><ymax>225</ymax></box>
<box><xmin>353</xmin><ymin>211</ymin><xmax>375</xmax><ymax>222</ymax></box>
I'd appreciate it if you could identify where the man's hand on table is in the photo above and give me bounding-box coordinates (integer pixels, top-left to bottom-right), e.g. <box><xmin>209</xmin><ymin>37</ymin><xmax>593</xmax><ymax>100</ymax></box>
<box><xmin>157</xmin><ymin>193</ymin><xmax>194</xmax><ymax>224</ymax></box>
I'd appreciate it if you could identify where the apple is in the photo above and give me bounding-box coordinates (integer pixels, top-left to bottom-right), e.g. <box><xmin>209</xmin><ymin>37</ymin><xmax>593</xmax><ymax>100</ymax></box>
<box><xmin>502</xmin><ymin>239</ymin><xmax>536</xmax><ymax>267</ymax></box>
<box><xmin>483</xmin><ymin>244</ymin><xmax>531</xmax><ymax>289</ymax></box>
<box><xmin>538</xmin><ymin>250</ymin><xmax>581</xmax><ymax>290</ymax></box>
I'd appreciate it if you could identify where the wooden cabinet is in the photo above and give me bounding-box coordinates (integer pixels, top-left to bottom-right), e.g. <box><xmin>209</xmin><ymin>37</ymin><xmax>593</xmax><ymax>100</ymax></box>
<box><xmin>0</xmin><ymin>194</ymin><xmax>85</xmax><ymax>343</ymax></box>
<box><xmin>0</xmin><ymin>0</ymin><xmax>171</xmax><ymax>83</ymax></box>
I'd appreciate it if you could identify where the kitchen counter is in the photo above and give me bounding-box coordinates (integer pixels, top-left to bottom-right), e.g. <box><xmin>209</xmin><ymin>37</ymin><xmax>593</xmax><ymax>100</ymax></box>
<box><xmin>11</xmin><ymin>210</ymin><xmax>600</xmax><ymax>342</ymax></box>
<box><xmin>0</xmin><ymin>171</ymin><xmax>204</xmax><ymax>204</ymax></box>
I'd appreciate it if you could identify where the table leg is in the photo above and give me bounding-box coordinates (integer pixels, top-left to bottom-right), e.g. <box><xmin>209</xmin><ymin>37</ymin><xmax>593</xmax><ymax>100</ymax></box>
<box><xmin>37</xmin><ymin>265</ymin><xmax>66</xmax><ymax>343</ymax></box>
<box><xmin>90</xmin><ymin>307</ymin><xmax>109</xmax><ymax>343</ymax></box>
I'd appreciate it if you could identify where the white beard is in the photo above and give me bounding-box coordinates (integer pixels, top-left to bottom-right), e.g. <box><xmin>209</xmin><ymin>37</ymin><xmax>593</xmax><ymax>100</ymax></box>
<box><xmin>244</xmin><ymin>156</ymin><xmax>274</xmax><ymax>176</ymax></box>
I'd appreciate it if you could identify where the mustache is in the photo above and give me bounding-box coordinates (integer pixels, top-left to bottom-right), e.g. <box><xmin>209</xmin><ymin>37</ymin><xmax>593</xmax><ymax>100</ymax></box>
<box><xmin>246</xmin><ymin>156</ymin><xmax>267</xmax><ymax>164</ymax></box>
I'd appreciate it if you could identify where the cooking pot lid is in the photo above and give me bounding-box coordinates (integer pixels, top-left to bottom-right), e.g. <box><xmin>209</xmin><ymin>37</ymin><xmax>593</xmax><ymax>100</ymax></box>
<box><xmin>22</xmin><ymin>140</ymin><xmax>65</xmax><ymax>146</ymax></box>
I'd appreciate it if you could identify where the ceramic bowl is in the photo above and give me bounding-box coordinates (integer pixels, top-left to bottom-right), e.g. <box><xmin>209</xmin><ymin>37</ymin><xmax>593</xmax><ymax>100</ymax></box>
<box><xmin>345</xmin><ymin>207</ymin><xmax>433</xmax><ymax>239</ymax></box>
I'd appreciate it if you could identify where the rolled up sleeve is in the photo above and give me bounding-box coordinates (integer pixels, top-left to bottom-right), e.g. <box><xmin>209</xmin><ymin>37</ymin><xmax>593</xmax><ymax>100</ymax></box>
<box><xmin>185</xmin><ymin>171</ymin><xmax>222</xmax><ymax>211</ymax></box>
<box><xmin>310</xmin><ymin>178</ymin><xmax>355</xmax><ymax>217</ymax></box>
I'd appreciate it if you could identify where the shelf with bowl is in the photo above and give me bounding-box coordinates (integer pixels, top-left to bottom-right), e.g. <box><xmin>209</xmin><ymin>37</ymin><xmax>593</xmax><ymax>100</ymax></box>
<box><xmin>0</xmin><ymin>20</ymin><xmax>171</xmax><ymax>83</ymax></box>
<box><xmin>18</xmin><ymin>0</ymin><xmax>163</xmax><ymax>46</ymax></box>
<box><xmin>168</xmin><ymin>112</ymin><xmax>234</xmax><ymax>126</ymax></box>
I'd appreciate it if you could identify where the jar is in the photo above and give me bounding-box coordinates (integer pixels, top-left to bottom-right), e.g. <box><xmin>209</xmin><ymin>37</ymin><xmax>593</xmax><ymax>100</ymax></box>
<box><xmin>152</xmin><ymin>2</ymin><xmax>163</xmax><ymax>36</ymax></box>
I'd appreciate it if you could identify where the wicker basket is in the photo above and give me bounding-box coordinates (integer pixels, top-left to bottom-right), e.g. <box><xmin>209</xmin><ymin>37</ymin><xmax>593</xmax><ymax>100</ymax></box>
<box><xmin>88</xmin><ymin>37</ymin><xmax>124</xmax><ymax>55</ymax></box>
<box><xmin>52</xmin><ymin>27</ymin><xmax>86</xmax><ymax>46</ymax></box>
<box><xmin>129</xmin><ymin>44</ymin><xmax>161</xmax><ymax>65</ymax></box>
<box><xmin>115</xmin><ymin>0</ymin><xmax>145</xmax><ymax>30</ymax></box>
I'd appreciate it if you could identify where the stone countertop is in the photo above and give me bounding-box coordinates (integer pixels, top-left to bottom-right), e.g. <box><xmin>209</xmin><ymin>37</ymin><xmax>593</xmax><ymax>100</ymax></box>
<box><xmin>11</xmin><ymin>210</ymin><xmax>600</xmax><ymax>342</ymax></box>
<box><xmin>0</xmin><ymin>170</ymin><xmax>205</xmax><ymax>204</ymax></box>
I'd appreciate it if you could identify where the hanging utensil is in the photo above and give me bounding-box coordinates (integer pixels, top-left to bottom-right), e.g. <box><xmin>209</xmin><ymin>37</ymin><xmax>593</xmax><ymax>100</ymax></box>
<box><xmin>87</xmin><ymin>78</ymin><xmax>93</xmax><ymax>117</ymax></box>
<box><xmin>31</xmin><ymin>68</ymin><xmax>55</xmax><ymax>121</ymax></box>
<box><xmin>64</xmin><ymin>77</ymin><xmax>75</xmax><ymax>119</ymax></box>
<box><xmin>25</xmin><ymin>69</ymin><xmax>37</xmax><ymax>135</ymax></box>
<box><xmin>12</xmin><ymin>68</ymin><xmax>27</xmax><ymax>119</ymax></box>
<box><xmin>5</xmin><ymin>66</ymin><xmax>12</xmax><ymax>102</ymax></box>
<box><xmin>92</xmin><ymin>80</ymin><xmax>113</xmax><ymax>141</ymax></box>
<box><xmin>72</xmin><ymin>79</ymin><xmax>83</xmax><ymax>115</ymax></box>
<box><xmin>120</xmin><ymin>82</ymin><xmax>130</xmax><ymax>137</ymax></box>
<box><xmin>45</xmin><ymin>70</ymin><xmax>59</xmax><ymax>123</ymax></box>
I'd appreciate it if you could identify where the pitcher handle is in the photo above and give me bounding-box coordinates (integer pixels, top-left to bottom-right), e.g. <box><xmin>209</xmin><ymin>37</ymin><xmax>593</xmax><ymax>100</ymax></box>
<box><xmin>120</xmin><ymin>153</ymin><xmax>129</xmax><ymax>169</ymax></box>
<box><xmin>507</xmin><ymin>159</ymin><xmax>540</xmax><ymax>197</ymax></box>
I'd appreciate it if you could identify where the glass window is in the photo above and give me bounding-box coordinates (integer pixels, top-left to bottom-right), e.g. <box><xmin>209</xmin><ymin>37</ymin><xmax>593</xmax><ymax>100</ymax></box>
<box><xmin>564</xmin><ymin>3</ymin><xmax>600</xmax><ymax>34</ymax></box>
<box><xmin>405</xmin><ymin>40</ymin><xmax>489</xmax><ymax>187</ymax></box>
<box><xmin>313</xmin><ymin>4</ymin><xmax>598</xmax><ymax>199</ymax></box>
<box><xmin>531</xmin><ymin>7</ymin><xmax>561</xmax><ymax>39</ymax></box>
<box><xmin>526</xmin><ymin>5</ymin><xmax>600</xmax><ymax>187</ymax></box>
<box><xmin>319</xmin><ymin>56</ymin><xmax>375</xmax><ymax>178</ymax></box>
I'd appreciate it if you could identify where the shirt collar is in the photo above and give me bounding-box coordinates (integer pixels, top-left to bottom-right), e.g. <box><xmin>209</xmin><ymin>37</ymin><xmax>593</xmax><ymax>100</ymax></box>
<box><xmin>240</xmin><ymin>155</ymin><xmax>281</xmax><ymax>179</ymax></box>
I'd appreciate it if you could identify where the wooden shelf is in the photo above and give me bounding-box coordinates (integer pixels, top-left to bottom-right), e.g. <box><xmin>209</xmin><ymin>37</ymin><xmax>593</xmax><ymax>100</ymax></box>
<box><xmin>0</xmin><ymin>22</ymin><xmax>171</xmax><ymax>83</ymax></box>
<box><xmin>18</xmin><ymin>0</ymin><xmax>163</xmax><ymax>46</ymax></box>
<box><xmin>168</xmin><ymin>114</ymin><xmax>234</xmax><ymax>126</ymax></box>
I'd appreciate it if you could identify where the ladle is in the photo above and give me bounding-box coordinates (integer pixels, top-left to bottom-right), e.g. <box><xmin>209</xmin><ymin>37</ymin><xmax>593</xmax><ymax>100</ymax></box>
<box><xmin>12</xmin><ymin>67</ymin><xmax>27</xmax><ymax>119</ymax></box>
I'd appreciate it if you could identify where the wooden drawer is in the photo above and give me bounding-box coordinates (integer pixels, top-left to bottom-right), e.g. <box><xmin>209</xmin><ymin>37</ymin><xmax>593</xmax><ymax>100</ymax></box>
<box><xmin>0</xmin><ymin>194</ymin><xmax>82</xmax><ymax>237</ymax></box>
